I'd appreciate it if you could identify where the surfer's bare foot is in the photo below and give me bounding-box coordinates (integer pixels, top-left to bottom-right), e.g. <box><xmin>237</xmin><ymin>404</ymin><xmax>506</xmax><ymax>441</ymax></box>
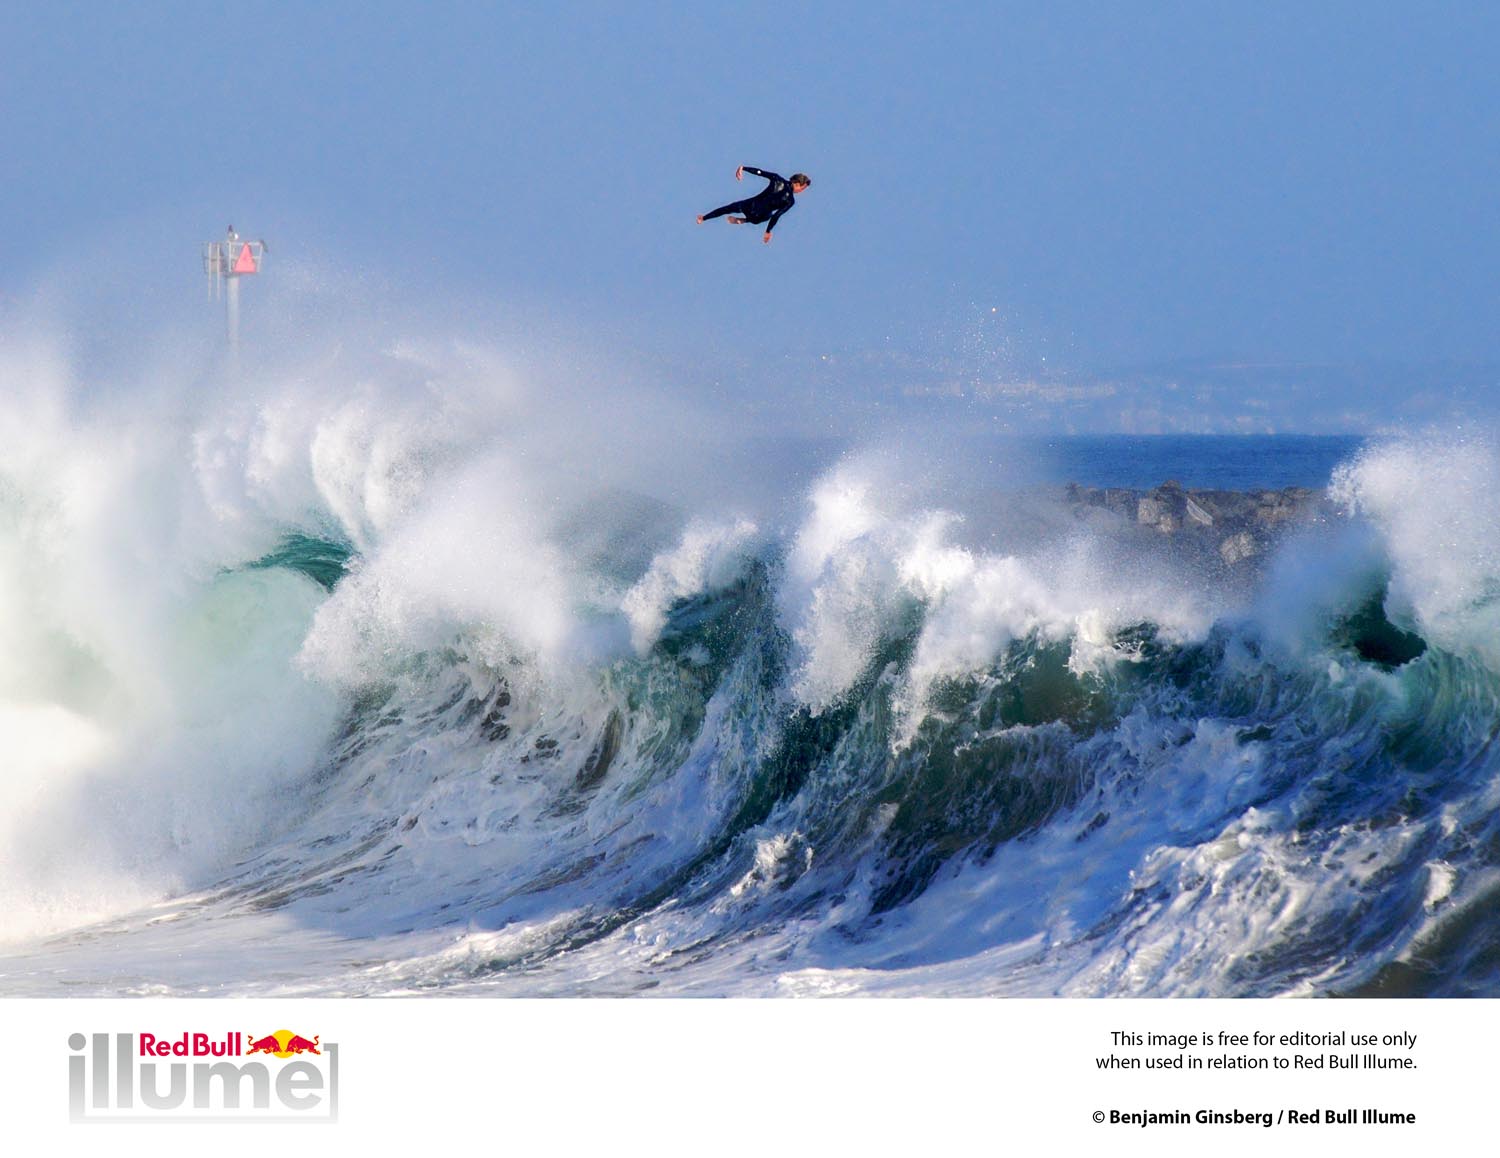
<box><xmin>727</xmin><ymin>216</ymin><xmax>746</xmax><ymax>224</ymax></box>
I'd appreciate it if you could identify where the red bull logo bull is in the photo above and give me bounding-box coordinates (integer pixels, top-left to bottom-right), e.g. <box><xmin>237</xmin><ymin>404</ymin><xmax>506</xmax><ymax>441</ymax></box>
<box><xmin>246</xmin><ymin>1030</ymin><xmax>322</xmax><ymax>1057</ymax></box>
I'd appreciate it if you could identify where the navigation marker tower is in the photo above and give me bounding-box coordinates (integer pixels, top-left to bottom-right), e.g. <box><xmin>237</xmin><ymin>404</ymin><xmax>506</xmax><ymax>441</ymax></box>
<box><xmin>202</xmin><ymin>225</ymin><xmax>266</xmax><ymax>349</ymax></box>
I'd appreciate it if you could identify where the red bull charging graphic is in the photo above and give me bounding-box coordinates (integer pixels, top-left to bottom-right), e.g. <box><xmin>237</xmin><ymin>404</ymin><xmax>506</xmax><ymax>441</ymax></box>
<box><xmin>246</xmin><ymin>1030</ymin><xmax>322</xmax><ymax>1057</ymax></box>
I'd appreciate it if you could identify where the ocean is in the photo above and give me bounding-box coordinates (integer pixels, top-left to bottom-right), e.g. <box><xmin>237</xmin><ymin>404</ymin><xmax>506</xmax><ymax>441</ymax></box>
<box><xmin>1</xmin><ymin>346</ymin><xmax>1494</xmax><ymax>998</ymax></box>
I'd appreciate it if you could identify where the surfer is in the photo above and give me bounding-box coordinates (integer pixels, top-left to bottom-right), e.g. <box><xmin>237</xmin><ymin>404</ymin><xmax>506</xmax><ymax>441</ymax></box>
<box><xmin>697</xmin><ymin>166</ymin><xmax>810</xmax><ymax>244</ymax></box>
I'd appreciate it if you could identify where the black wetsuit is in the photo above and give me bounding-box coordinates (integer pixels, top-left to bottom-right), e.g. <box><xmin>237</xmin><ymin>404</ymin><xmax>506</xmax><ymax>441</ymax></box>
<box><xmin>701</xmin><ymin>167</ymin><xmax>797</xmax><ymax>233</ymax></box>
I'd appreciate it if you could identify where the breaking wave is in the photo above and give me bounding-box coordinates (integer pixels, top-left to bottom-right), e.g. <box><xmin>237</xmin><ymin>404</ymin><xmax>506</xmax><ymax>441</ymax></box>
<box><xmin>2</xmin><ymin>324</ymin><xmax>1498</xmax><ymax>997</ymax></box>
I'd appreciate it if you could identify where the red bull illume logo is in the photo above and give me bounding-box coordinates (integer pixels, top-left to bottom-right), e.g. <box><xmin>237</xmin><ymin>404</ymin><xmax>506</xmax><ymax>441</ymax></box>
<box><xmin>69</xmin><ymin>1030</ymin><xmax>338</xmax><ymax>1122</ymax></box>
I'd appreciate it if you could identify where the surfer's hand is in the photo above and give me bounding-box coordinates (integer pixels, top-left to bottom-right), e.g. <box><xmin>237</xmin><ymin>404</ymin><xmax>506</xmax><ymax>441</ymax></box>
<box><xmin>762</xmin><ymin>232</ymin><xmax>772</xmax><ymax>244</ymax></box>
<box><xmin>736</xmin><ymin>166</ymin><xmax>744</xmax><ymax>181</ymax></box>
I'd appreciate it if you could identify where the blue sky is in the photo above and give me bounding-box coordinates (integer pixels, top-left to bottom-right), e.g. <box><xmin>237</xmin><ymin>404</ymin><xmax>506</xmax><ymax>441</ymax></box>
<box><xmin>2</xmin><ymin>1</ymin><xmax>1496</xmax><ymax>416</ymax></box>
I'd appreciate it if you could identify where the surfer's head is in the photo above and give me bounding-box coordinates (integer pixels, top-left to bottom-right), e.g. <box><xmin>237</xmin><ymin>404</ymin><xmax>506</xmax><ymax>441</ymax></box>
<box><xmin>790</xmin><ymin>174</ymin><xmax>811</xmax><ymax>192</ymax></box>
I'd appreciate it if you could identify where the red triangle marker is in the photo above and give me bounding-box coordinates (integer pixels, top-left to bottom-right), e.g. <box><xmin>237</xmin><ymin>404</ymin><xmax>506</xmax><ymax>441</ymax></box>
<box><xmin>233</xmin><ymin>243</ymin><xmax>257</xmax><ymax>274</ymax></box>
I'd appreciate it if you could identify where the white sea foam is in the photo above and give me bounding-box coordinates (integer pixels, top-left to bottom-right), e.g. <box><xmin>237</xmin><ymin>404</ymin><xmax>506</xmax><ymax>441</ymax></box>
<box><xmin>1331</xmin><ymin>431</ymin><xmax>1500</xmax><ymax>666</ymax></box>
<box><xmin>621</xmin><ymin>518</ymin><xmax>759</xmax><ymax>654</ymax></box>
<box><xmin>777</xmin><ymin>455</ymin><xmax>1216</xmax><ymax>737</ymax></box>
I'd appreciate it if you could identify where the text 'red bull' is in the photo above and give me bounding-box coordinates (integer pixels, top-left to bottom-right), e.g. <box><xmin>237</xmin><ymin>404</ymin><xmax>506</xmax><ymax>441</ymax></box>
<box><xmin>139</xmin><ymin>1032</ymin><xmax>243</xmax><ymax>1058</ymax></box>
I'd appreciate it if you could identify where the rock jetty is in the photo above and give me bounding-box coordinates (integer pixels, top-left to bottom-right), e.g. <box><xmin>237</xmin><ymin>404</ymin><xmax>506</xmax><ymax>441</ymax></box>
<box><xmin>1063</xmin><ymin>480</ymin><xmax>1325</xmax><ymax>567</ymax></box>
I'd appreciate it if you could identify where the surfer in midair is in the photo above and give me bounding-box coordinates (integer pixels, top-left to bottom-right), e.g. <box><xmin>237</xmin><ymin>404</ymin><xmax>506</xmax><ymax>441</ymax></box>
<box><xmin>698</xmin><ymin>166</ymin><xmax>810</xmax><ymax>244</ymax></box>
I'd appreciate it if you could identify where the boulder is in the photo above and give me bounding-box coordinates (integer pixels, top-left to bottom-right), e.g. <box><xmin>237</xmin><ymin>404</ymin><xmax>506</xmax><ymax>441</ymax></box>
<box><xmin>1219</xmin><ymin>530</ymin><xmax>1261</xmax><ymax>566</ymax></box>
